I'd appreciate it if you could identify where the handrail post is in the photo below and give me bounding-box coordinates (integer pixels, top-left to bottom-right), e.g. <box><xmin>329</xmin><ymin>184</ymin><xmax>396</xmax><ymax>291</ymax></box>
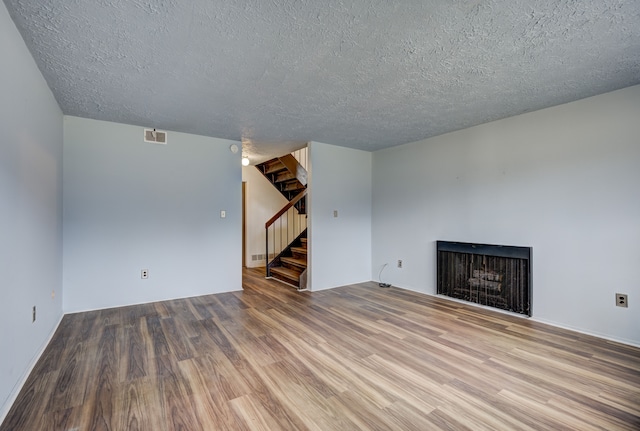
<box><xmin>266</xmin><ymin>225</ymin><xmax>270</xmax><ymax>277</ymax></box>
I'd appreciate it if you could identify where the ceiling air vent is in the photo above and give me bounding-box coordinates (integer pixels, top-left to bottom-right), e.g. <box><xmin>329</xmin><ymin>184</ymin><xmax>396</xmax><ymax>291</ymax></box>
<box><xmin>144</xmin><ymin>128</ymin><xmax>167</xmax><ymax>144</ymax></box>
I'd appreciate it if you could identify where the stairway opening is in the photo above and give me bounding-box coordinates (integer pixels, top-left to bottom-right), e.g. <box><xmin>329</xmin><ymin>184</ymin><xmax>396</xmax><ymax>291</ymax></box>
<box><xmin>242</xmin><ymin>146</ymin><xmax>309</xmax><ymax>290</ymax></box>
<box><xmin>242</xmin><ymin>181</ymin><xmax>247</xmax><ymax>269</ymax></box>
<box><xmin>257</xmin><ymin>148</ymin><xmax>309</xmax><ymax>290</ymax></box>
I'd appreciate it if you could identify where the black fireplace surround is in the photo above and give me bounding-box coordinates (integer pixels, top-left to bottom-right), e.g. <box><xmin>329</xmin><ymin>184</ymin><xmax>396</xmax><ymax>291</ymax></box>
<box><xmin>437</xmin><ymin>241</ymin><xmax>532</xmax><ymax>316</ymax></box>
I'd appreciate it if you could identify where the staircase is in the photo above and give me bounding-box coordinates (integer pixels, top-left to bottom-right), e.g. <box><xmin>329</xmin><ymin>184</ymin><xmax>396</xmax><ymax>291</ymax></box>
<box><xmin>256</xmin><ymin>152</ymin><xmax>308</xmax><ymax>290</ymax></box>
<box><xmin>269</xmin><ymin>232</ymin><xmax>307</xmax><ymax>289</ymax></box>
<box><xmin>256</xmin><ymin>154</ymin><xmax>307</xmax><ymax>214</ymax></box>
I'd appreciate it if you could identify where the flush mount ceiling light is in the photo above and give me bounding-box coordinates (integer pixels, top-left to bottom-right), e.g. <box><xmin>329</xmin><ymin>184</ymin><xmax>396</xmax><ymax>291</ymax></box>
<box><xmin>241</xmin><ymin>156</ymin><xmax>250</xmax><ymax>166</ymax></box>
<box><xmin>229</xmin><ymin>144</ymin><xmax>239</xmax><ymax>153</ymax></box>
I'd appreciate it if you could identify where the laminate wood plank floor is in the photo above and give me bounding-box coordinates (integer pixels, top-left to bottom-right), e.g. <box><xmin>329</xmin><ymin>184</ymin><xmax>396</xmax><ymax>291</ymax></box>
<box><xmin>2</xmin><ymin>267</ymin><xmax>639</xmax><ymax>430</ymax></box>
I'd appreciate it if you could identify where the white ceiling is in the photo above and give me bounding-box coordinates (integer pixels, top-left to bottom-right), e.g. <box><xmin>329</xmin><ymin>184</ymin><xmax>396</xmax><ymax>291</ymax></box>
<box><xmin>5</xmin><ymin>0</ymin><xmax>640</xmax><ymax>161</ymax></box>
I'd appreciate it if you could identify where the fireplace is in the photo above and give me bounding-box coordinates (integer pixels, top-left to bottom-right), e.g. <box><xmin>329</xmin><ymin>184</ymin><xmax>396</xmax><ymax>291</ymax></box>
<box><xmin>437</xmin><ymin>241</ymin><xmax>532</xmax><ymax>316</ymax></box>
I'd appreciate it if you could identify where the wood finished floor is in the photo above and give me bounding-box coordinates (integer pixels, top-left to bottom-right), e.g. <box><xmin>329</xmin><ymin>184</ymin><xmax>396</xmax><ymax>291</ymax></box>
<box><xmin>2</xmin><ymin>268</ymin><xmax>639</xmax><ymax>430</ymax></box>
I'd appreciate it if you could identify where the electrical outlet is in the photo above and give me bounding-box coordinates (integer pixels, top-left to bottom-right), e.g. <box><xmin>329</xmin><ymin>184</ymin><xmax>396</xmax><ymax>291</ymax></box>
<box><xmin>32</xmin><ymin>306</ymin><xmax>36</xmax><ymax>323</ymax></box>
<box><xmin>141</xmin><ymin>269</ymin><xmax>149</xmax><ymax>279</ymax></box>
<box><xmin>220</xmin><ymin>210</ymin><xmax>226</xmax><ymax>218</ymax></box>
<box><xmin>616</xmin><ymin>293</ymin><xmax>628</xmax><ymax>308</ymax></box>
<box><xmin>333</xmin><ymin>210</ymin><xmax>338</xmax><ymax>218</ymax></box>
<box><xmin>397</xmin><ymin>259</ymin><xmax>403</xmax><ymax>268</ymax></box>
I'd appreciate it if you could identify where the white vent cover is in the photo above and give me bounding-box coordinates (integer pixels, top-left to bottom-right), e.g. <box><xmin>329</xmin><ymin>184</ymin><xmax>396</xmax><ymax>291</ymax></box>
<box><xmin>144</xmin><ymin>128</ymin><xmax>167</xmax><ymax>144</ymax></box>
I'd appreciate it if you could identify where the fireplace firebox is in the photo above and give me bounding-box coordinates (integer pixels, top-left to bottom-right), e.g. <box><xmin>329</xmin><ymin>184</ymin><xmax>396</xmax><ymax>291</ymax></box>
<box><xmin>437</xmin><ymin>241</ymin><xmax>532</xmax><ymax>316</ymax></box>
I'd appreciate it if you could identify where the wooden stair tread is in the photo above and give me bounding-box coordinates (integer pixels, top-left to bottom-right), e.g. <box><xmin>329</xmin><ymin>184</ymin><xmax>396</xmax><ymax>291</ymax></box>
<box><xmin>270</xmin><ymin>266</ymin><xmax>302</xmax><ymax>281</ymax></box>
<box><xmin>283</xmin><ymin>181</ymin><xmax>305</xmax><ymax>191</ymax></box>
<box><xmin>280</xmin><ymin>257</ymin><xmax>307</xmax><ymax>268</ymax></box>
<box><xmin>262</xmin><ymin>160</ymin><xmax>286</xmax><ymax>174</ymax></box>
<box><xmin>291</xmin><ymin>247</ymin><xmax>307</xmax><ymax>254</ymax></box>
<box><xmin>275</xmin><ymin>172</ymin><xmax>296</xmax><ymax>182</ymax></box>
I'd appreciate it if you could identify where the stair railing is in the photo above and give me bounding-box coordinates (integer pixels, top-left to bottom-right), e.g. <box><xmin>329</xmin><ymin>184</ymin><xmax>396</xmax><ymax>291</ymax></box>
<box><xmin>265</xmin><ymin>189</ymin><xmax>308</xmax><ymax>277</ymax></box>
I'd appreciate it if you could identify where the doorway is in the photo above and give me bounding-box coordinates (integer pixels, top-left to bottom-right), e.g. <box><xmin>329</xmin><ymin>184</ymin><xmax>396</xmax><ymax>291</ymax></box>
<box><xmin>242</xmin><ymin>181</ymin><xmax>247</xmax><ymax>269</ymax></box>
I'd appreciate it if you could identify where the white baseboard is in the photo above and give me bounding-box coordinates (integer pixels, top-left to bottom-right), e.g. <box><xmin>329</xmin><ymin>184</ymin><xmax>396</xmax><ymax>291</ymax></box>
<box><xmin>529</xmin><ymin>317</ymin><xmax>640</xmax><ymax>349</ymax></box>
<box><xmin>388</xmin><ymin>283</ymin><xmax>640</xmax><ymax>349</ymax></box>
<box><xmin>0</xmin><ymin>313</ymin><xmax>64</xmax><ymax>424</ymax></box>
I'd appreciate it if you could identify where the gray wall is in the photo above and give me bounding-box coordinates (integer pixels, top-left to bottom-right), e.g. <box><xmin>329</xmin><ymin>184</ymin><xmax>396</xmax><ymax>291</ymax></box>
<box><xmin>372</xmin><ymin>85</ymin><xmax>640</xmax><ymax>345</ymax></box>
<box><xmin>0</xmin><ymin>2</ymin><xmax>64</xmax><ymax>418</ymax></box>
<box><xmin>309</xmin><ymin>142</ymin><xmax>372</xmax><ymax>290</ymax></box>
<box><xmin>63</xmin><ymin>117</ymin><xmax>242</xmax><ymax>312</ymax></box>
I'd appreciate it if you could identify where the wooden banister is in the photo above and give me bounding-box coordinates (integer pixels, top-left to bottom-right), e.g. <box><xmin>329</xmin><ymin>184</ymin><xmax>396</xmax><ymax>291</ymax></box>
<box><xmin>265</xmin><ymin>189</ymin><xmax>307</xmax><ymax>229</ymax></box>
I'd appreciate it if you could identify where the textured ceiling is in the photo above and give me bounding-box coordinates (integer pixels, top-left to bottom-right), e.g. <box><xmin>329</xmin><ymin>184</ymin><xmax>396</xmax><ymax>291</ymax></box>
<box><xmin>4</xmin><ymin>0</ymin><xmax>640</xmax><ymax>160</ymax></box>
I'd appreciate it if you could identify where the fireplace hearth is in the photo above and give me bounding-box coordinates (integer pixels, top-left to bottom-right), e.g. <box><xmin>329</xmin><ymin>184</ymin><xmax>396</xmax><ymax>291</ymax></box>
<box><xmin>437</xmin><ymin>241</ymin><xmax>532</xmax><ymax>316</ymax></box>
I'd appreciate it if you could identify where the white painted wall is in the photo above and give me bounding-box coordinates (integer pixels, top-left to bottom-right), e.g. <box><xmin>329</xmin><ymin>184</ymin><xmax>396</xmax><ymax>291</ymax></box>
<box><xmin>242</xmin><ymin>166</ymin><xmax>289</xmax><ymax>268</ymax></box>
<box><xmin>63</xmin><ymin>117</ymin><xmax>242</xmax><ymax>312</ymax></box>
<box><xmin>0</xmin><ymin>2</ymin><xmax>64</xmax><ymax>419</ymax></box>
<box><xmin>309</xmin><ymin>142</ymin><xmax>372</xmax><ymax>291</ymax></box>
<box><xmin>372</xmin><ymin>85</ymin><xmax>640</xmax><ymax>345</ymax></box>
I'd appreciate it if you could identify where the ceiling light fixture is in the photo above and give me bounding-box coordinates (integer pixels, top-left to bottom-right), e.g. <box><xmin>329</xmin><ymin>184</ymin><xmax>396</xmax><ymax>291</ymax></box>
<box><xmin>241</xmin><ymin>156</ymin><xmax>250</xmax><ymax>166</ymax></box>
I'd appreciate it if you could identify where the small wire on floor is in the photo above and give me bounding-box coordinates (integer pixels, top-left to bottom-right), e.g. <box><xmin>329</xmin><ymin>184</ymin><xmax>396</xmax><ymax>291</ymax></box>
<box><xmin>378</xmin><ymin>263</ymin><xmax>391</xmax><ymax>288</ymax></box>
